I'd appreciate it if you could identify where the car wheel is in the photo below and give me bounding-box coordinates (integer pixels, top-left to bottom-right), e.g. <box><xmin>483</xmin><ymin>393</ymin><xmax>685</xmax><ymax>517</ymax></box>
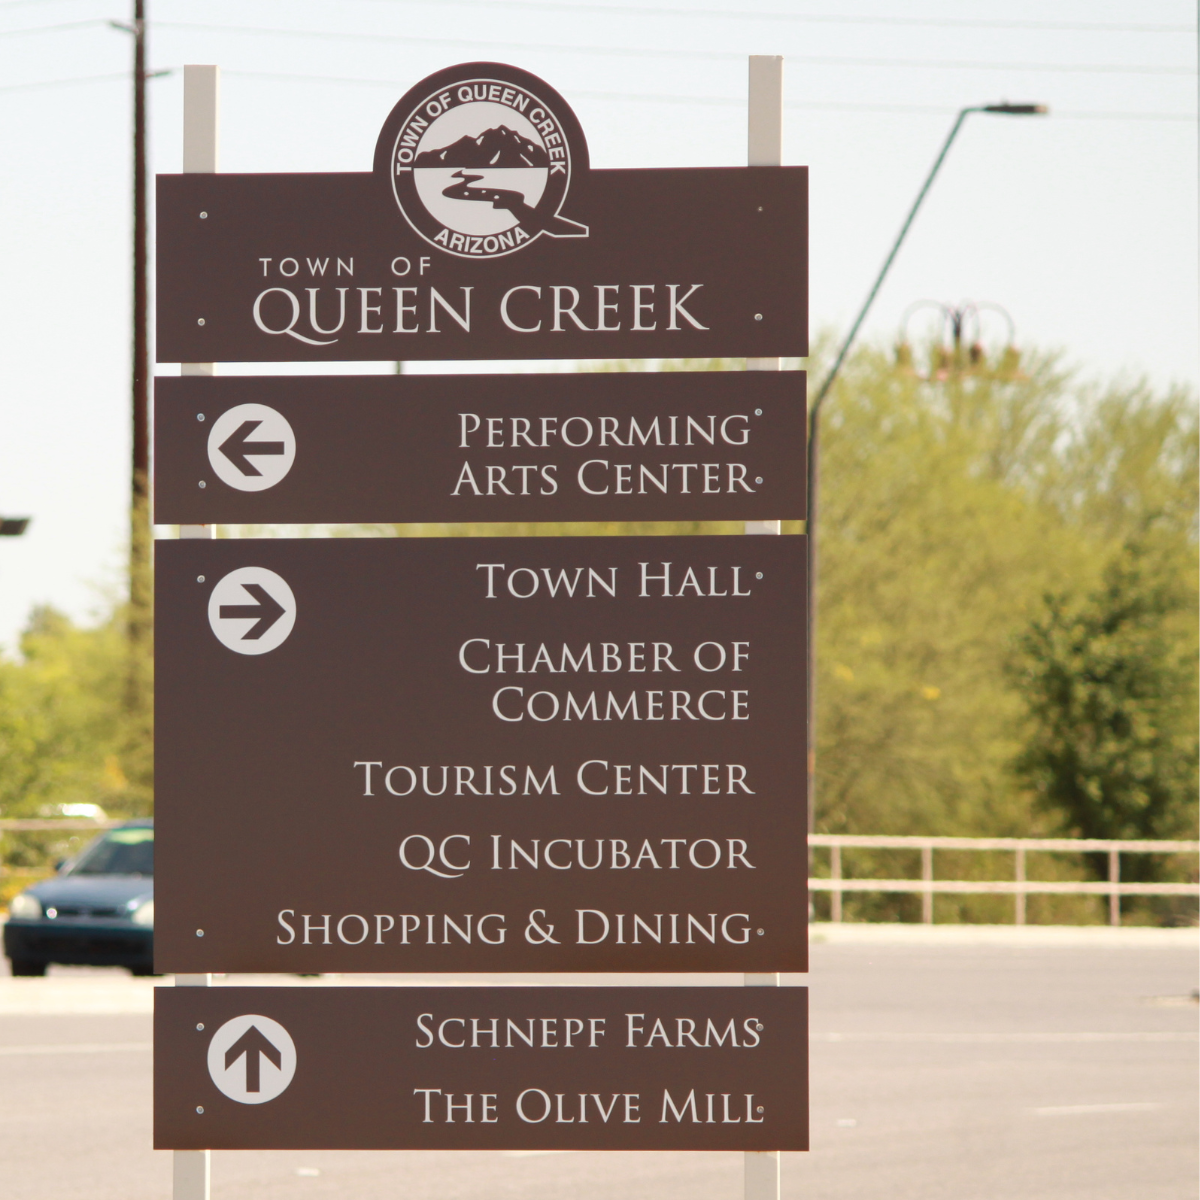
<box><xmin>9</xmin><ymin>959</ymin><xmax>47</xmax><ymax>977</ymax></box>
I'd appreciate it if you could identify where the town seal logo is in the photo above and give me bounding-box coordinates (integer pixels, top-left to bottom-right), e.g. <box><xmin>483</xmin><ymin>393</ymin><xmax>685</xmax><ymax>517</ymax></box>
<box><xmin>374</xmin><ymin>62</ymin><xmax>589</xmax><ymax>260</ymax></box>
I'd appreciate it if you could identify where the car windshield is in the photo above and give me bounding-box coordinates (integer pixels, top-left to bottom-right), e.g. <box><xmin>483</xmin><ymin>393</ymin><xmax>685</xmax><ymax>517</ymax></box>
<box><xmin>67</xmin><ymin>827</ymin><xmax>154</xmax><ymax>877</ymax></box>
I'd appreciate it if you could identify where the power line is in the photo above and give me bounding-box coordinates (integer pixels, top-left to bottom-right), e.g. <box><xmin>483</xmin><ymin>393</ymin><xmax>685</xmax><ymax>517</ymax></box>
<box><xmin>153</xmin><ymin>21</ymin><xmax>1197</xmax><ymax>75</ymax></box>
<box><xmin>0</xmin><ymin>0</ymin><xmax>1193</xmax><ymax>32</ymax></box>
<box><xmin>0</xmin><ymin>68</ymin><xmax>170</xmax><ymax>92</ymax></box>
<box><xmin>1</xmin><ymin>65</ymin><xmax>1192</xmax><ymax>122</ymax></box>
<box><xmin>0</xmin><ymin>71</ymin><xmax>128</xmax><ymax>92</ymax></box>
<box><xmin>342</xmin><ymin>0</ymin><xmax>1199</xmax><ymax>36</ymax></box>
<box><xmin>221</xmin><ymin>69</ymin><xmax>1199</xmax><ymax>121</ymax></box>
<box><xmin>0</xmin><ymin>18</ymin><xmax>105</xmax><ymax>36</ymax></box>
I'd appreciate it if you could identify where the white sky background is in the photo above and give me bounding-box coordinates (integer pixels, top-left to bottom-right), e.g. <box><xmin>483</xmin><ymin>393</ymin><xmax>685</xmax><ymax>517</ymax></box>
<box><xmin>0</xmin><ymin>0</ymin><xmax>1196</xmax><ymax>651</ymax></box>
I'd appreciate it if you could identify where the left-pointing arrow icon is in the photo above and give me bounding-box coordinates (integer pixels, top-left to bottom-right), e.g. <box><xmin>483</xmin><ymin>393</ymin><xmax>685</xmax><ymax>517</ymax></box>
<box><xmin>208</xmin><ymin>567</ymin><xmax>297</xmax><ymax>655</ymax></box>
<box><xmin>218</xmin><ymin>420</ymin><xmax>285</xmax><ymax>477</ymax></box>
<box><xmin>207</xmin><ymin>404</ymin><xmax>296</xmax><ymax>492</ymax></box>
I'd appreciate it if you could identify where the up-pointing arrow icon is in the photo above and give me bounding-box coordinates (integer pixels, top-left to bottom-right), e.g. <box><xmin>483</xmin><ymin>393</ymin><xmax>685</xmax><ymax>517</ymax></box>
<box><xmin>207</xmin><ymin>1014</ymin><xmax>297</xmax><ymax>1105</ymax></box>
<box><xmin>208</xmin><ymin>568</ymin><xmax>297</xmax><ymax>655</ymax></box>
<box><xmin>207</xmin><ymin>403</ymin><xmax>296</xmax><ymax>492</ymax></box>
<box><xmin>225</xmin><ymin>1023</ymin><xmax>283</xmax><ymax>1093</ymax></box>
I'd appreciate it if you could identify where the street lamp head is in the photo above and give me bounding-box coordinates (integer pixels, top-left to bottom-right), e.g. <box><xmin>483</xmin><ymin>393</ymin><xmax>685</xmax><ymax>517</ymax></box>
<box><xmin>982</xmin><ymin>103</ymin><xmax>1049</xmax><ymax>116</ymax></box>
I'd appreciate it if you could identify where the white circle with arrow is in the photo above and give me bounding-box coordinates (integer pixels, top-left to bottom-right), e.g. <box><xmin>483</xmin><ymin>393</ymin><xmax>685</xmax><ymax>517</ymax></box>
<box><xmin>208</xmin><ymin>567</ymin><xmax>297</xmax><ymax>655</ymax></box>
<box><xmin>207</xmin><ymin>403</ymin><xmax>296</xmax><ymax>491</ymax></box>
<box><xmin>207</xmin><ymin>1014</ymin><xmax>296</xmax><ymax>1104</ymax></box>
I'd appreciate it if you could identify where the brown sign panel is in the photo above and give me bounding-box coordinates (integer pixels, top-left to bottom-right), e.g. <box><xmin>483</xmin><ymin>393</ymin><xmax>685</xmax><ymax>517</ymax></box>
<box><xmin>154</xmin><ymin>58</ymin><xmax>801</xmax><ymax>364</ymax></box>
<box><xmin>154</xmin><ymin>985</ymin><xmax>808</xmax><ymax>1151</ymax></box>
<box><xmin>153</xmin><ymin>371</ymin><xmax>806</xmax><ymax>525</ymax></box>
<box><xmin>155</xmin><ymin>168</ymin><xmax>806</xmax><ymax>363</ymax></box>
<box><xmin>157</xmin><ymin>62</ymin><xmax>807</xmax><ymax>357</ymax></box>
<box><xmin>154</xmin><ymin>536</ymin><xmax>806</xmax><ymax>974</ymax></box>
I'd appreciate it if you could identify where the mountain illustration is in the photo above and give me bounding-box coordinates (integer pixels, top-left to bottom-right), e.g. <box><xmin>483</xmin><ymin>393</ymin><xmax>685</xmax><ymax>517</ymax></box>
<box><xmin>415</xmin><ymin>126</ymin><xmax>550</xmax><ymax>168</ymax></box>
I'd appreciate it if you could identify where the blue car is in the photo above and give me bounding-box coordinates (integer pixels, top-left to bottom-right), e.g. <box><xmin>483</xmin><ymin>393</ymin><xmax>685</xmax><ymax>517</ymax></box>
<box><xmin>3</xmin><ymin>820</ymin><xmax>154</xmax><ymax>976</ymax></box>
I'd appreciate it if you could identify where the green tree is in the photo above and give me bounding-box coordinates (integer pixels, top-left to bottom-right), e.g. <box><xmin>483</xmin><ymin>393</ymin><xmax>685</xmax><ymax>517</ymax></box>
<box><xmin>812</xmin><ymin>345</ymin><xmax>1090</xmax><ymax>840</ymax></box>
<box><xmin>1011</xmin><ymin>543</ymin><xmax>1198</xmax><ymax>852</ymax></box>
<box><xmin>0</xmin><ymin>603</ymin><xmax>152</xmax><ymax>823</ymax></box>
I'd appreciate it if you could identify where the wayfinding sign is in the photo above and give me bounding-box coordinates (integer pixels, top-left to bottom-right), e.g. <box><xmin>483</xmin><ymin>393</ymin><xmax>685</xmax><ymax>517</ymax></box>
<box><xmin>154</xmin><ymin>371</ymin><xmax>806</xmax><ymax>524</ymax></box>
<box><xmin>155</xmin><ymin>62</ymin><xmax>807</xmax><ymax>363</ymax></box>
<box><xmin>155</xmin><ymin>986</ymin><xmax>808</xmax><ymax>1150</ymax></box>
<box><xmin>154</xmin><ymin>535</ymin><xmax>807</xmax><ymax>974</ymax></box>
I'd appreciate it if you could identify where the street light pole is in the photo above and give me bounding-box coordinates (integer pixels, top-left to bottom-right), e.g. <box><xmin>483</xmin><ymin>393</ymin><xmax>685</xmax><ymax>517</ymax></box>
<box><xmin>897</xmin><ymin>299</ymin><xmax>1019</xmax><ymax>377</ymax></box>
<box><xmin>804</xmin><ymin>102</ymin><xmax>1046</xmax><ymax>837</ymax></box>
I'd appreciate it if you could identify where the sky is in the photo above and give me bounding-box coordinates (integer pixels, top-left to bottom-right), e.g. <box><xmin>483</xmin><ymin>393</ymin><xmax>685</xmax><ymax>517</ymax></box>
<box><xmin>0</xmin><ymin>0</ymin><xmax>1196</xmax><ymax>651</ymax></box>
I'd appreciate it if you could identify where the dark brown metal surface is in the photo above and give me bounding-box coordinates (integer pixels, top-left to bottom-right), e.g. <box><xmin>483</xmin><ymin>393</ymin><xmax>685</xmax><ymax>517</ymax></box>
<box><xmin>153</xmin><ymin>371</ymin><xmax>806</xmax><ymax>524</ymax></box>
<box><xmin>155</xmin><ymin>167</ymin><xmax>807</xmax><ymax>362</ymax></box>
<box><xmin>154</xmin><ymin>986</ymin><xmax>808</xmax><ymax>1150</ymax></box>
<box><xmin>154</xmin><ymin>536</ymin><xmax>807</xmax><ymax>974</ymax></box>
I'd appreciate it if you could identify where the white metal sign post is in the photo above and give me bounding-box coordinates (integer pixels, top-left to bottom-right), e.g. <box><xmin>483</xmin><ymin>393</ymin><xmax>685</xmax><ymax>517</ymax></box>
<box><xmin>172</xmin><ymin>60</ymin><xmax>218</xmax><ymax>1200</ymax></box>
<box><xmin>744</xmin><ymin>53</ymin><xmax>784</xmax><ymax>1200</ymax></box>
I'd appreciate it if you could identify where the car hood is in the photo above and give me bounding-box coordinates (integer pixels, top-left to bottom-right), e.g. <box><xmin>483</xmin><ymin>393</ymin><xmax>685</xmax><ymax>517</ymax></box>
<box><xmin>26</xmin><ymin>875</ymin><xmax>153</xmax><ymax>911</ymax></box>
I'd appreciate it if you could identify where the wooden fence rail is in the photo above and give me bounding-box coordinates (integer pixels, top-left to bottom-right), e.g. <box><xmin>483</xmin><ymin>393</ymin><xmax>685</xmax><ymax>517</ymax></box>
<box><xmin>808</xmin><ymin>834</ymin><xmax>1200</xmax><ymax>927</ymax></box>
<box><xmin>2</xmin><ymin>823</ymin><xmax>1197</xmax><ymax>927</ymax></box>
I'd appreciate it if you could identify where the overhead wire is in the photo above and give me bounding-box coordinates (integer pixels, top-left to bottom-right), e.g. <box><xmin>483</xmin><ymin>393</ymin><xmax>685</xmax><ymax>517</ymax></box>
<box><xmin>272</xmin><ymin>0</ymin><xmax>1200</xmax><ymax>36</ymax></box>
<box><xmin>2</xmin><ymin>14</ymin><xmax>1192</xmax><ymax>76</ymax></box>
<box><xmin>0</xmin><ymin>0</ymin><xmax>1193</xmax><ymax>33</ymax></box>
<box><xmin>0</xmin><ymin>66</ymin><xmax>1192</xmax><ymax>121</ymax></box>
<box><xmin>144</xmin><ymin>21</ymin><xmax>1198</xmax><ymax>76</ymax></box>
<box><xmin>0</xmin><ymin>17</ymin><xmax>106</xmax><ymax>35</ymax></box>
<box><xmin>220</xmin><ymin>70</ymin><xmax>1198</xmax><ymax>121</ymax></box>
<box><xmin>0</xmin><ymin>70</ymin><xmax>130</xmax><ymax>91</ymax></box>
<box><xmin>391</xmin><ymin>0</ymin><xmax>1190</xmax><ymax>34</ymax></box>
<box><xmin>1</xmin><ymin>9</ymin><xmax>1192</xmax><ymax>112</ymax></box>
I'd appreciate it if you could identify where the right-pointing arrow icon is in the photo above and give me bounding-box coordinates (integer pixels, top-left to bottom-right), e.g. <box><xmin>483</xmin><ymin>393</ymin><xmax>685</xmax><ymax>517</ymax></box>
<box><xmin>218</xmin><ymin>583</ymin><xmax>286</xmax><ymax>640</ymax></box>
<box><xmin>224</xmin><ymin>1023</ymin><xmax>283</xmax><ymax>1093</ymax></box>
<box><xmin>208</xmin><ymin>567</ymin><xmax>297</xmax><ymax>655</ymax></box>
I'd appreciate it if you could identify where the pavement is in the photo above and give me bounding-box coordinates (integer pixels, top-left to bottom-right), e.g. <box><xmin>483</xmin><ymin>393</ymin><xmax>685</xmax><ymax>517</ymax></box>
<box><xmin>1</xmin><ymin>923</ymin><xmax>1196</xmax><ymax>1199</ymax></box>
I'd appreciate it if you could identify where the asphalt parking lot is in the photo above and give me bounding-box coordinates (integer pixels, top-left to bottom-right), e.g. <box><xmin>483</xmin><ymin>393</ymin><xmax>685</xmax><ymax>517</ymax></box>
<box><xmin>1</xmin><ymin>924</ymin><xmax>1195</xmax><ymax>1200</ymax></box>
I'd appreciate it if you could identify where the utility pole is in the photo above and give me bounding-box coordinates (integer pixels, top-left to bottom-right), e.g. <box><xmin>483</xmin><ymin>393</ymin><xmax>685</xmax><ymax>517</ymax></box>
<box><xmin>112</xmin><ymin>0</ymin><xmax>152</xmax><ymax>715</ymax></box>
<box><xmin>130</xmin><ymin>0</ymin><xmax>150</xmax><ymax>644</ymax></box>
<box><xmin>104</xmin><ymin>0</ymin><xmax>153</xmax><ymax>803</ymax></box>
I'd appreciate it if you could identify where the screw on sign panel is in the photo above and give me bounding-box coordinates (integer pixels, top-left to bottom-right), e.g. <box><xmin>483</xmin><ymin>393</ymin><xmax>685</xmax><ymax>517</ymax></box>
<box><xmin>206</xmin><ymin>1014</ymin><xmax>297</xmax><ymax>1104</ymax></box>
<box><xmin>207</xmin><ymin>567</ymin><xmax>296</xmax><ymax>654</ymax></box>
<box><xmin>207</xmin><ymin>404</ymin><xmax>296</xmax><ymax>491</ymax></box>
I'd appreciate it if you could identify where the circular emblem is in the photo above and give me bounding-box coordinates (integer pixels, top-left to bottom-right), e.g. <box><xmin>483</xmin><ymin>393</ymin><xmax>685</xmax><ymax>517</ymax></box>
<box><xmin>206</xmin><ymin>1014</ymin><xmax>296</xmax><ymax>1105</ymax></box>
<box><xmin>375</xmin><ymin>62</ymin><xmax>589</xmax><ymax>259</ymax></box>
<box><xmin>207</xmin><ymin>567</ymin><xmax>297</xmax><ymax>656</ymax></box>
<box><xmin>207</xmin><ymin>403</ymin><xmax>296</xmax><ymax>493</ymax></box>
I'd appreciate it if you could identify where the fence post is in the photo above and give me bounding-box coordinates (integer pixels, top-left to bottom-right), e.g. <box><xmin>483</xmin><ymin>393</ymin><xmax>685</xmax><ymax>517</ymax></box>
<box><xmin>830</xmin><ymin>843</ymin><xmax>842</xmax><ymax>923</ymax></box>
<box><xmin>1108</xmin><ymin>849</ymin><xmax>1120</xmax><ymax>927</ymax></box>
<box><xmin>1014</xmin><ymin>846</ymin><xmax>1026</xmax><ymax>926</ymax></box>
<box><xmin>921</xmin><ymin>844</ymin><xmax>934</xmax><ymax>924</ymax></box>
